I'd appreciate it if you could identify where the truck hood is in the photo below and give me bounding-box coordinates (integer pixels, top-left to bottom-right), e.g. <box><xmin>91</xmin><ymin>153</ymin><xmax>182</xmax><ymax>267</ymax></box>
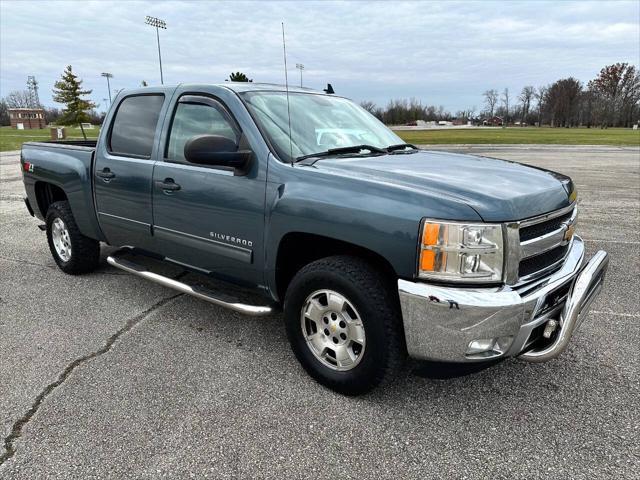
<box><xmin>307</xmin><ymin>150</ymin><xmax>573</xmax><ymax>222</ymax></box>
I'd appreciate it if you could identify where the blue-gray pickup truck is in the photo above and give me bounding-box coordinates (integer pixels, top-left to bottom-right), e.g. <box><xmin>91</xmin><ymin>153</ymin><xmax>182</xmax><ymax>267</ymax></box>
<box><xmin>20</xmin><ymin>83</ymin><xmax>609</xmax><ymax>395</ymax></box>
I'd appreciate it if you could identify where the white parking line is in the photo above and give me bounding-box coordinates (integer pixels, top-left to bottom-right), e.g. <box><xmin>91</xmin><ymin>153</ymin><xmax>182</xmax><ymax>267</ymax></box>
<box><xmin>582</xmin><ymin>238</ymin><xmax>640</xmax><ymax>245</ymax></box>
<box><xmin>591</xmin><ymin>310</ymin><xmax>640</xmax><ymax>318</ymax></box>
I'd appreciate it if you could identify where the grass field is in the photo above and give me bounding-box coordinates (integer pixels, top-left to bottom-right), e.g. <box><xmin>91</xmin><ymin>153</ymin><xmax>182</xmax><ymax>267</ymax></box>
<box><xmin>395</xmin><ymin>126</ymin><xmax>640</xmax><ymax>146</ymax></box>
<box><xmin>0</xmin><ymin>126</ymin><xmax>100</xmax><ymax>151</ymax></box>
<box><xmin>1</xmin><ymin>125</ymin><xmax>638</xmax><ymax>152</ymax></box>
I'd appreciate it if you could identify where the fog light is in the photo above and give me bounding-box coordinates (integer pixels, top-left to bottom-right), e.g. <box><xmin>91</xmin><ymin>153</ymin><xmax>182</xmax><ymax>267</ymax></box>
<box><xmin>466</xmin><ymin>336</ymin><xmax>513</xmax><ymax>356</ymax></box>
<box><xmin>466</xmin><ymin>338</ymin><xmax>496</xmax><ymax>355</ymax></box>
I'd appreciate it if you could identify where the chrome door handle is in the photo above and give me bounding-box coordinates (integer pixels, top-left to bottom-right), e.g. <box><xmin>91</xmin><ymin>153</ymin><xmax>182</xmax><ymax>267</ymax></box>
<box><xmin>155</xmin><ymin>179</ymin><xmax>181</xmax><ymax>192</ymax></box>
<box><xmin>96</xmin><ymin>168</ymin><xmax>115</xmax><ymax>181</ymax></box>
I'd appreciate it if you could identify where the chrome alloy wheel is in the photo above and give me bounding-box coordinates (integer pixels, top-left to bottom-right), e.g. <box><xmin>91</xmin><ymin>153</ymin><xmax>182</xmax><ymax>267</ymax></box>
<box><xmin>51</xmin><ymin>218</ymin><xmax>72</xmax><ymax>262</ymax></box>
<box><xmin>300</xmin><ymin>289</ymin><xmax>366</xmax><ymax>371</ymax></box>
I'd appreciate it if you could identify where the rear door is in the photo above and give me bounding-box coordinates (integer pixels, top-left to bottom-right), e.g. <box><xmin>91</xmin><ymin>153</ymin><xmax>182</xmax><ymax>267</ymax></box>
<box><xmin>94</xmin><ymin>93</ymin><xmax>168</xmax><ymax>249</ymax></box>
<box><xmin>151</xmin><ymin>93</ymin><xmax>266</xmax><ymax>287</ymax></box>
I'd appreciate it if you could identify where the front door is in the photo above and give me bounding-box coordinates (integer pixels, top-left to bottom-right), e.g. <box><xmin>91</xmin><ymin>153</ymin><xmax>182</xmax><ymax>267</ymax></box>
<box><xmin>151</xmin><ymin>94</ymin><xmax>266</xmax><ymax>287</ymax></box>
<box><xmin>94</xmin><ymin>93</ymin><xmax>167</xmax><ymax>249</ymax></box>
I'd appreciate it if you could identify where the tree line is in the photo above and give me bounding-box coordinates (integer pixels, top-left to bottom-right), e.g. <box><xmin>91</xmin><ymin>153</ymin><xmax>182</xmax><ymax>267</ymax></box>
<box><xmin>2</xmin><ymin>63</ymin><xmax>638</xmax><ymax>129</ymax></box>
<box><xmin>361</xmin><ymin>63</ymin><xmax>639</xmax><ymax>128</ymax></box>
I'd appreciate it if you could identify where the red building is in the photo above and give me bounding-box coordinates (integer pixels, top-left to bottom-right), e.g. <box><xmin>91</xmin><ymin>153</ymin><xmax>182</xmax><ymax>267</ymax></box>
<box><xmin>8</xmin><ymin>108</ymin><xmax>46</xmax><ymax>129</ymax></box>
<box><xmin>482</xmin><ymin>116</ymin><xmax>504</xmax><ymax>126</ymax></box>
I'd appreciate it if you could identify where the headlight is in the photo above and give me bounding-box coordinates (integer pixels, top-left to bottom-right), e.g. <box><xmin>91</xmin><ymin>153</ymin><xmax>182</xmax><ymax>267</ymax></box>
<box><xmin>418</xmin><ymin>221</ymin><xmax>504</xmax><ymax>283</ymax></box>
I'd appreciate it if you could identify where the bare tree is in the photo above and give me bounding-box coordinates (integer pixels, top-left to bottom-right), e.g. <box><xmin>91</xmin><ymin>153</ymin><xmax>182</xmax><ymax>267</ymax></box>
<box><xmin>4</xmin><ymin>90</ymin><xmax>32</xmax><ymax>108</ymax></box>
<box><xmin>501</xmin><ymin>88</ymin><xmax>510</xmax><ymax>124</ymax></box>
<box><xmin>545</xmin><ymin>77</ymin><xmax>582</xmax><ymax>127</ymax></box>
<box><xmin>518</xmin><ymin>86</ymin><xmax>535</xmax><ymax>123</ymax></box>
<box><xmin>535</xmin><ymin>86</ymin><xmax>547</xmax><ymax>126</ymax></box>
<box><xmin>590</xmin><ymin>63</ymin><xmax>640</xmax><ymax>127</ymax></box>
<box><xmin>483</xmin><ymin>89</ymin><xmax>498</xmax><ymax>117</ymax></box>
<box><xmin>456</xmin><ymin>106</ymin><xmax>477</xmax><ymax>121</ymax></box>
<box><xmin>359</xmin><ymin>101</ymin><xmax>377</xmax><ymax>114</ymax></box>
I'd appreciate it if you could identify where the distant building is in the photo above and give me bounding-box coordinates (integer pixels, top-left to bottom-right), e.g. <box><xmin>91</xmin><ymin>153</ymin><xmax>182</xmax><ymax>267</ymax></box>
<box><xmin>482</xmin><ymin>116</ymin><xmax>503</xmax><ymax>126</ymax></box>
<box><xmin>8</xmin><ymin>108</ymin><xmax>46</xmax><ymax>129</ymax></box>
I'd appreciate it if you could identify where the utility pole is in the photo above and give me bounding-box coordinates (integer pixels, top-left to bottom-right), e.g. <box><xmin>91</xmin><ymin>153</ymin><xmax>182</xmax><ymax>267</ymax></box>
<box><xmin>295</xmin><ymin>63</ymin><xmax>305</xmax><ymax>87</ymax></box>
<box><xmin>101</xmin><ymin>72</ymin><xmax>113</xmax><ymax>103</ymax></box>
<box><xmin>145</xmin><ymin>16</ymin><xmax>167</xmax><ymax>85</ymax></box>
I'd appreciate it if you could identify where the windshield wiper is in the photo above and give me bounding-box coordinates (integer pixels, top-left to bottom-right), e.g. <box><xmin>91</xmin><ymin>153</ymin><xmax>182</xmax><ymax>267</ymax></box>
<box><xmin>295</xmin><ymin>144</ymin><xmax>386</xmax><ymax>162</ymax></box>
<box><xmin>386</xmin><ymin>143</ymin><xmax>418</xmax><ymax>153</ymax></box>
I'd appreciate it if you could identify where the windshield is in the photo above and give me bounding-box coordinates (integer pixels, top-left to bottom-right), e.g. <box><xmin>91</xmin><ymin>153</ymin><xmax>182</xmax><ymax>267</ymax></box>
<box><xmin>240</xmin><ymin>92</ymin><xmax>404</xmax><ymax>162</ymax></box>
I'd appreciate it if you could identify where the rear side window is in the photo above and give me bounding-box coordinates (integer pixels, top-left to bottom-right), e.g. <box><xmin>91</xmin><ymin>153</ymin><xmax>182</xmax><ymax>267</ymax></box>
<box><xmin>109</xmin><ymin>95</ymin><xmax>164</xmax><ymax>158</ymax></box>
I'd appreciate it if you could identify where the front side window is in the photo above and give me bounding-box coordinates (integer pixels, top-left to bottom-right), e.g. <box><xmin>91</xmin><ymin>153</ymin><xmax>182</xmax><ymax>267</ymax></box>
<box><xmin>109</xmin><ymin>95</ymin><xmax>164</xmax><ymax>158</ymax></box>
<box><xmin>166</xmin><ymin>99</ymin><xmax>239</xmax><ymax>162</ymax></box>
<box><xmin>241</xmin><ymin>92</ymin><xmax>403</xmax><ymax>163</ymax></box>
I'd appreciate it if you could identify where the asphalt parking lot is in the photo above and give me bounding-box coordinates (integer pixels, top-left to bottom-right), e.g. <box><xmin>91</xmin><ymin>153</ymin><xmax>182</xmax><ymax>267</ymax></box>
<box><xmin>1</xmin><ymin>145</ymin><xmax>638</xmax><ymax>479</ymax></box>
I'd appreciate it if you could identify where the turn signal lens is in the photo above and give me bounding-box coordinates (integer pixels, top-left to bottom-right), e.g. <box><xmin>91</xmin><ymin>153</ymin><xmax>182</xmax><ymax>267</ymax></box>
<box><xmin>420</xmin><ymin>250</ymin><xmax>447</xmax><ymax>272</ymax></box>
<box><xmin>422</xmin><ymin>223</ymin><xmax>440</xmax><ymax>246</ymax></box>
<box><xmin>420</xmin><ymin>250</ymin><xmax>435</xmax><ymax>271</ymax></box>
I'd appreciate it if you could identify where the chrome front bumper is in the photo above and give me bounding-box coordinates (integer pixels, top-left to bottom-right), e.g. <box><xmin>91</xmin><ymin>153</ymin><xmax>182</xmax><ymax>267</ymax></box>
<box><xmin>398</xmin><ymin>236</ymin><xmax>609</xmax><ymax>363</ymax></box>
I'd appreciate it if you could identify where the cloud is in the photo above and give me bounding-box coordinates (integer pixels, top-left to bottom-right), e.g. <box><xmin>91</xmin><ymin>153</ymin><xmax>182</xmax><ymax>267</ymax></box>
<box><xmin>1</xmin><ymin>0</ymin><xmax>638</xmax><ymax>111</ymax></box>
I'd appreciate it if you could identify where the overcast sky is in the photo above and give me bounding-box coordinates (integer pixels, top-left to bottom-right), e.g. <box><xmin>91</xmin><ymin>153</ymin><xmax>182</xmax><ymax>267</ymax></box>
<box><xmin>1</xmin><ymin>0</ymin><xmax>639</xmax><ymax>112</ymax></box>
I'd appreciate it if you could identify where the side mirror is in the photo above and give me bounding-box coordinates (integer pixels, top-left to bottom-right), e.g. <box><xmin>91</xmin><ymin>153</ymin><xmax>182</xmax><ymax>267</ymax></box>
<box><xmin>184</xmin><ymin>134</ymin><xmax>252</xmax><ymax>174</ymax></box>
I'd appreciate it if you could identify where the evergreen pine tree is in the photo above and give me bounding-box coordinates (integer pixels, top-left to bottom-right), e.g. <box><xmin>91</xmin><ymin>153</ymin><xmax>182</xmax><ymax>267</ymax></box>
<box><xmin>52</xmin><ymin>65</ymin><xmax>96</xmax><ymax>139</ymax></box>
<box><xmin>228</xmin><ymin>72</ymin><xmax>253</xmax><ymax>82</ymax></box>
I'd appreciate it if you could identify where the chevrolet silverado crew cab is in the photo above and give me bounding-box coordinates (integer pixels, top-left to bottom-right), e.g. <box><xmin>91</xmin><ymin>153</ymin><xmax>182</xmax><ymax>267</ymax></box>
<box><xmin>21</xmin><ymin>83</ymin><xmax>609</xmax><ymax>395</ymax></box>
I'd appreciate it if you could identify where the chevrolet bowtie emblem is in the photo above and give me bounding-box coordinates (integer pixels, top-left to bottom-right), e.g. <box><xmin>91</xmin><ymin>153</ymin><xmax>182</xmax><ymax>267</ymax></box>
<box><xmin>563</xmin><ymin>223</ymin><xmax>576</xmax><ymax>242</ymax></box>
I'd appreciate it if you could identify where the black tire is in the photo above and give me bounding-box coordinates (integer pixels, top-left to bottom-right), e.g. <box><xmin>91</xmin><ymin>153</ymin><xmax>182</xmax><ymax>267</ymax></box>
<box><xmin>46</xmin><ymin>201</ymin><xmax>100</xmax><ymax>274</ymax></box>
<box><xmin>284</xmin><ymin>255</ymin><xmax>406</xmax><ymax>395</ymax></box>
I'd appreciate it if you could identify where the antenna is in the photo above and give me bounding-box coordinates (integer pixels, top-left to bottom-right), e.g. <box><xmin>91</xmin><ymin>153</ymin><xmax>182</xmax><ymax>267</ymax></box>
<box><xmin>27</xmin><ymin>76</ymin><xmax>41</xmax><ymax>108</ymax></box>
<box><xmin>282</xmin><ymin>22</ymin><xmax>294</xmax><ymax>165</ymax></box>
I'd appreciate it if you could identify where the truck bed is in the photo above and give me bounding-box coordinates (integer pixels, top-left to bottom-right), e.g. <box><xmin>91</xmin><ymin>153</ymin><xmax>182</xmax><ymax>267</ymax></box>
<box><xmin>21</xmin><ymin>140</ymin><xmax>104</xmax><ymax>242</ymax></box>
<box><xmin>25</xmin><ymin>140</ymin><xmax>98</xmax><ymax>149</ymax></box>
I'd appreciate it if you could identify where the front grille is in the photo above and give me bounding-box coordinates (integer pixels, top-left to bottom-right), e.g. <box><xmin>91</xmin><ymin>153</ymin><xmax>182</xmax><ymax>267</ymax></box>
<box><xmin>519</xmin><ymin>243</ymin><xmax>569</xmax><ymax>278</ymax></box>
<box><xmin>519</xmin><ymin>210</ymin><xmax>573</xmax><ymax>242</ymax></box>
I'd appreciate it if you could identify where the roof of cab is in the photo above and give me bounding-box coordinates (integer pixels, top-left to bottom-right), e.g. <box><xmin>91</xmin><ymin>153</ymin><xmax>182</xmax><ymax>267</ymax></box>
<box><xmin>188</xmin><ymin>82</ymin><xmax>326</xmax><ymax>94</ymax></box>
<box><xmin>112</xmin><ymin>82</ymin><xmax>334</xmax><ymax>102</ymax></box>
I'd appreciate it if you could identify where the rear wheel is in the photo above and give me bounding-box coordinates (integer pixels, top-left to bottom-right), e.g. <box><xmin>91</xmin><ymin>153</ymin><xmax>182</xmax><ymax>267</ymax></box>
<box><xmin>284</xmin><ymin>255</ymin><xmax>405</xmax><ymax>395</ymax></box>
<box><xmin>46</xmin><ymin>201</ymin><xmax>100</xmax><ymax>274</ymax></box>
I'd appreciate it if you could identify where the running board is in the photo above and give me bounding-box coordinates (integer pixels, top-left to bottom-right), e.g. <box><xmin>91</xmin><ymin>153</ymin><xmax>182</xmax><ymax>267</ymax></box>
<box><xmin>106</xmin><ymin>253</ymin><xmax>274</xmax><ymax>317</ymax></box>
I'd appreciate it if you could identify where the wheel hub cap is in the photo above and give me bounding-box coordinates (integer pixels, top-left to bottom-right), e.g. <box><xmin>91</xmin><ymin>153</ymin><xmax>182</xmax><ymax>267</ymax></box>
<box><xmin>51</xmin><ymin>218</ymin><xmax>72</xmax><ymax>262</ymax></box>
<box><xmin>300</xmin><ymin>289</ymin><xmax>366</xmax><ymax>371</ymax></box>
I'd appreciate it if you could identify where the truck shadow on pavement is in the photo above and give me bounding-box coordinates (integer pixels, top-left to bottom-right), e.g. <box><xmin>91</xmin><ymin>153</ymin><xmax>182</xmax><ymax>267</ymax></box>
<box><xmin>93</xmin><ymin>253</ymin><xmax>592</xmax><ymax>407</ymax></box>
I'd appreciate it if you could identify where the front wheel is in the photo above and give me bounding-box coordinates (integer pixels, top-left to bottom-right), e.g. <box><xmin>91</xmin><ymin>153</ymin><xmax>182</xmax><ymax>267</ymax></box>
<box><xmin>284</xmin><ymin>256</ymin><xmax>406</xmax><ymax>395</ymax></box>
<box><xmin>46</xmin><ymin>201</ymin><xmax>100</xmax><ymax>274</ymax></box>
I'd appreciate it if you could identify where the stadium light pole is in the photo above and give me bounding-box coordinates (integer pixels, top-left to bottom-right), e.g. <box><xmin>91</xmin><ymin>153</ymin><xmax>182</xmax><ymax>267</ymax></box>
<box><xmin>101</xmin><ymin>72</ymin><xmax>113</xmax><ymax>103</ymax></box>
<box><xmin>145</xmin><ymin>15</ymin><xmax>167</xmax><ymax>85</ymax></box>
<box><xmin>295</xmin><ymin>63</ymin><xmax>305</xmax><ymax>87</ymax></box>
